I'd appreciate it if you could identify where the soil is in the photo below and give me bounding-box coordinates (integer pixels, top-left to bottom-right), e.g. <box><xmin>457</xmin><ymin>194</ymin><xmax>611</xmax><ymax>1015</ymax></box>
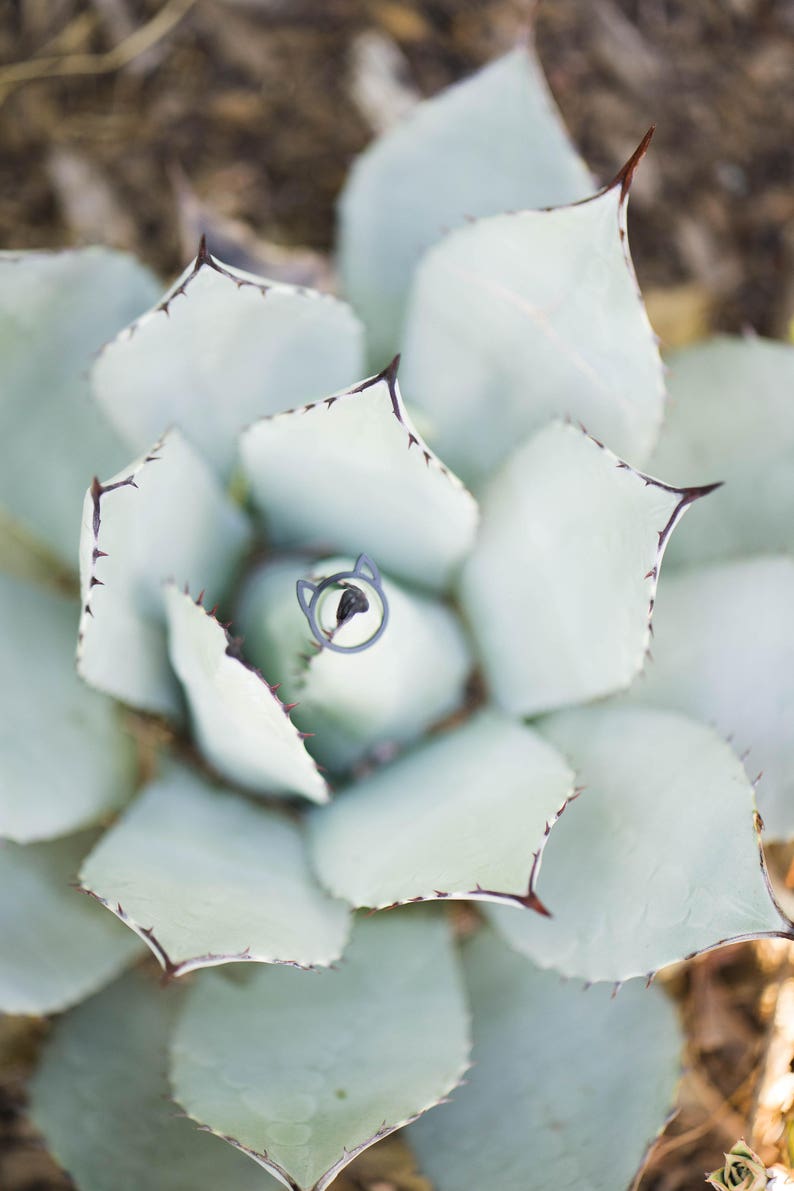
<box><xmin>2</xmin><ymin>1</ymin><xmax>794</xmax><ymax>1189</ymax></box>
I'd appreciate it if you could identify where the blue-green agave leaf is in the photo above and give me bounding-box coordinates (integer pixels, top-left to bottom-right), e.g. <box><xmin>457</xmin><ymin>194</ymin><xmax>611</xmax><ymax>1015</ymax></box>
<box><xmin>170</xmin><ymin>913</ymin><xmax>470</xmax><ymax>1191</ymax></box>
<box><xmin>77</xmin><ymin>429</ymin><xmax>252</xmax><ymax>717</ymax></box>
<box><xmin>626</xmin><ymin>555</ymin><xmax>794</xmax><ymax>841</ymax></box>
<box><xmin>309</xmin><ymin>710</ymin><xmax>573</xmax><ymax>912</ymax></box>
<box><xmin>338</xmin><ymin>43</ymin><xmax>594</xmax><ymax>366</ymax></box>
<box><xmin>648</xmin><ymin>336</ymin><xmax>794</xmax><ymax>566</ymax></box>
<box><xmin>400</xmin><ymin>134</ymin><xmax>664</xmax><ymax>487</ymax></box>
<box><xmin>0</xmin><ymin>831</ymin><xmax>143</xmax><ymax>1014</ymax></box>
<box><xmin>0</xmin><ymin>572</ymin><xmax>132</xmax><ymax>843</ymax></box>
<box><xmin>79</xmin><ymin>763</ymin><xmax>350</xmax><ymax>974</ymax></box>
<box><xmin>30</xmin><ymin>968</ymin><xmax>279</xmax><ymax>1191</ymax></box>
<box><xmin>164</xmin><ymin>586</ymin><xmax>328</xmax><ymax>802</ymax></box>
<box><xmin>488</xmin><ymin>706</ymin><xmax>789</xmax><ymax>983</ymax></box>
<box><xmin>459</xmin><ymin>420</ymin><xmax>712</xmax><ymax>716</ymax></box>
<box><xmin>239</xmin><ymin>364</ymin><xmax>478</xmax><ymax>592</ymax></box>
<box><xmin>0</xmin><ymin>248</ymin><xmax>158</xmax><ymax>567</ymax></box>
<box><xmin>410</xmin><ymin>929</ymin><xmax>682</xmax><ymax>1191</ymax></box>
<box><xmin>92</xmin><ymin>246</ymin><xmax>364</xmax><ymax>478</ymax></box>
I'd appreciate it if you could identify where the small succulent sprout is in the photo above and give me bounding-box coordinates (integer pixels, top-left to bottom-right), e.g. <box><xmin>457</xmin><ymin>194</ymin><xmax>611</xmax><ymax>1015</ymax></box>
<box><xmin>707</xmin><ymin>1141</ymin><xmax>770</xmax><ymax>1191</ymax></box>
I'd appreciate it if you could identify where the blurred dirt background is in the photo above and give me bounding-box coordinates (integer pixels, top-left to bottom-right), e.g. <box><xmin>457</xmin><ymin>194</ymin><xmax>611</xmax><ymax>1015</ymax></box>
<box><xmin>2</xmin><ymin>1</ymin><xmax>794</xmax><ymax>1189</ymax></box>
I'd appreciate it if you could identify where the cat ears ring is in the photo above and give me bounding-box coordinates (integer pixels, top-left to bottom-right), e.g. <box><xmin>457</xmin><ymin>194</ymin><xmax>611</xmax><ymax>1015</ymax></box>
<box><xmin>296</xmin><ymin>554</ymin><xmax>389</xmax><ymax>655</ymax></box>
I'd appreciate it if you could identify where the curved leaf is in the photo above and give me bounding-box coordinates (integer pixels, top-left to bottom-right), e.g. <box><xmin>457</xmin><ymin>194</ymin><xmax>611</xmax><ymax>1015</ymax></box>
<box><xmin>77</xmin><ymin>429</ymin><xmax>252</xmax><ymax>717</ymax></box>
<box><xmin>31</xmin><ymin>968</ymin><xmax>279</xmax><ymax>1191</ymax></box>
<box><xmin>400</xmin><ymin>136</ymin><xmax>663</xmax><ymax>487</ymax></box>
<box><xmin>0</xmin><ymin>831</ymin><xmax>143</xmax><ymax>1014</ymax></box>
<box><xmin>310</xmin><ymin>710</ymin><xmax>573</xmax><ymax>911</ymax></box>
<box><xmin>488</xmin><ymin>706</ymin><xmax>789</xmax><ymax>983</ymax></box>
<box><xmin>0</xmin><ymin>248</ymin><xmax>158</xmax><ymax>566</ymax></box>
<box><xmin>459</xmin><ymin>420</ymin><xmax>713</xmax><ymax>716</ymax></box>
<box><xmin>0</xmin><ymin>572</ymin><xmax>132</xmax><ymax>843</ymax></box>
<box><xmin>649</xmin><ymin>336</ymin><xmax>794</xmax><ymax>566</ymax></box>
<box><xmin>170</xmin><ymin>912</ymin><xmax>470</xmax><ymax>1191</ymax></box>
<box><xmin>93</xmin><ymin>248</ymin><xmax>364</xmax><ymax>478</ymax></box>
<box><xmin>628</xmin><ymin>555</ymin><xmax>794</xmax><ymax>840</ymax></box>
<box><xmin>80</xmin><ymin>763</ymin><xmax>350</xmax><ymax>974</ymax></box>
<box><xmin>239</xmin><ymin>365</ymin><xmax>478</xmax><ymax>592</ymax></box>
<box><xmin>237</xmin><ymin>555</ymin><xmax>472</xmax><ymax>772</ymax></box>
<box><xmin>338</xmin><ymin>44</ymin><xmax>594</xmax><ymax>366</ymax></box>
<box><xmin>164</xmin><ymin>586</ymin><xmax>328</xmax><ymax>802</ymax></box>
<box><xmin>410</xmin><ymin>929</ymin><xmax>682</xmax><ymax>1191</ymax></box>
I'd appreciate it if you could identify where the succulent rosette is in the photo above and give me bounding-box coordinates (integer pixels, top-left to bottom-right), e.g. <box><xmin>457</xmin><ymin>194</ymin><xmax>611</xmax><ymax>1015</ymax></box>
<box><xmin>3</xmin><ymin>42</ymin><xmax>794</xmax><ymax>1191</ymax></box>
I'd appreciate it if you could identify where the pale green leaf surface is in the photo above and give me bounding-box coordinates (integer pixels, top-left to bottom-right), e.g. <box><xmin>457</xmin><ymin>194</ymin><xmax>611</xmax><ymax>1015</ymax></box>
<box><xmin>400</xmin><ymin>172</ymin><xmax>664</xmax><ymax>487</ymax></box>
<box><xmin>338</xmin><ymin>44</ymin><xmax>594</xmax><ymax>366</ymax></box>
<box><xmin>410</xmin><ymin>929</ymin><xmax>682</xmax><ymax>1191</ymax></box>
<box><xmin>648</xmin><ymin>336</ymin><xmax>794</xmax><ymax>566</ymax></box>
<box><xmin>0</xmin><ymin>248</ymin><xmax>158</xmax><ymax>566</ymax></box>
<box><xmin>0</xmin><ymin>572</ymin><xmax>132</xmax><ymax>843</ymax></box>
<box><xmin>459</xmin><ymin>421</ymin><xmax>691</xmax><ymax>716</ymax></box>
<box><xmin>0</xmin><ymin>831</ymin><xmax>143</xmax><ymax>1014</ymax></box>
<box><xmin>31</xmin><ymin>968</ymin><xmax>279</xmax><ymax>1191</ymax></box>
<box><xmin>626</xmin><ymin>556</ymin><xmax>794</xmax><ymax>840</ymax></box>
<box><xmin>93</xmin><ymin>253</ymin><xmax>364</xmax><ymax>478</ymax></box>
<box><xmin>488</xmin><ymin>707</ymin><xmax>787</xmax><ymax>983</ymax></box>
<box><xmin>239</xmin><ymin>370</ymin><xmax>478</xmax><ymax>592</ymax></box>
<box><xmin>80</xmin><ymin>764</ymin><xmax>349</xmax><ymax>973</ymax></box>
<box><xmin>237</xmin><ymin>555</ymin><xmax>472</xmax><ymax>771</ymax></box>
<box><xmin>310</xmin><ymin>710</ymin><xmax>573</xmax><ymax>909</ymax></box>
<box><xmin>77</xmin><ymin>429</ymin><xmax>252</xmax><ymax>717</ymax></box>
<box><xmin>164</xmin><ymin>587</ymin><xmax>328</xmax><ymax>802</ymax></box>
<box><xmin>0</xmin><ymin>505</ymin><xmax>76</xmax><ymax>590</ymax></box>
<box><xmin>170</xmin><ymin>913</ymin><xmax>470</xmax><ymax>1191</ymax></box>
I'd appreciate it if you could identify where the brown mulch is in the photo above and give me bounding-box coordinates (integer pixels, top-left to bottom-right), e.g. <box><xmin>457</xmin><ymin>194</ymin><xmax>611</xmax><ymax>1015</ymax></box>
<box><xmin>2</xmin><ymin>1</ymin><xmax>794</xmax><ymax>1188</ymax></box>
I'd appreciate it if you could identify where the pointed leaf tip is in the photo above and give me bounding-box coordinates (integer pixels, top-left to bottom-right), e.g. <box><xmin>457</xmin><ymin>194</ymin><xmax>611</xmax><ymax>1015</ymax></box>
<box><xmin>196</xmin><ymin>233</ymin><xmax>212</xmax><ymax>267</ymax></box>
<box><xmin>609</xmin><ymin>125</ymin><xmax>656</xmax><ymax>201</ymax></box>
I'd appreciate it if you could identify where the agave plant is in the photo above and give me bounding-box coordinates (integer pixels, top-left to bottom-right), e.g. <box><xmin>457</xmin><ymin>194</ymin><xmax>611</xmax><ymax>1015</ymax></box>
<box><xmin>3</xmin><ymin>40</ymin><xmax>794</xmax><ymax>1191</ymax></box>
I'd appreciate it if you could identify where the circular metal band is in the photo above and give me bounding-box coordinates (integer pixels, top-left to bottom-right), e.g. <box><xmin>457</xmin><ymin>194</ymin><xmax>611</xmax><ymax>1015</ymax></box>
<box><xmin>296</xmin><ymin>554</ymin><xmax>389</xmax><ymax>654</ymax></box>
